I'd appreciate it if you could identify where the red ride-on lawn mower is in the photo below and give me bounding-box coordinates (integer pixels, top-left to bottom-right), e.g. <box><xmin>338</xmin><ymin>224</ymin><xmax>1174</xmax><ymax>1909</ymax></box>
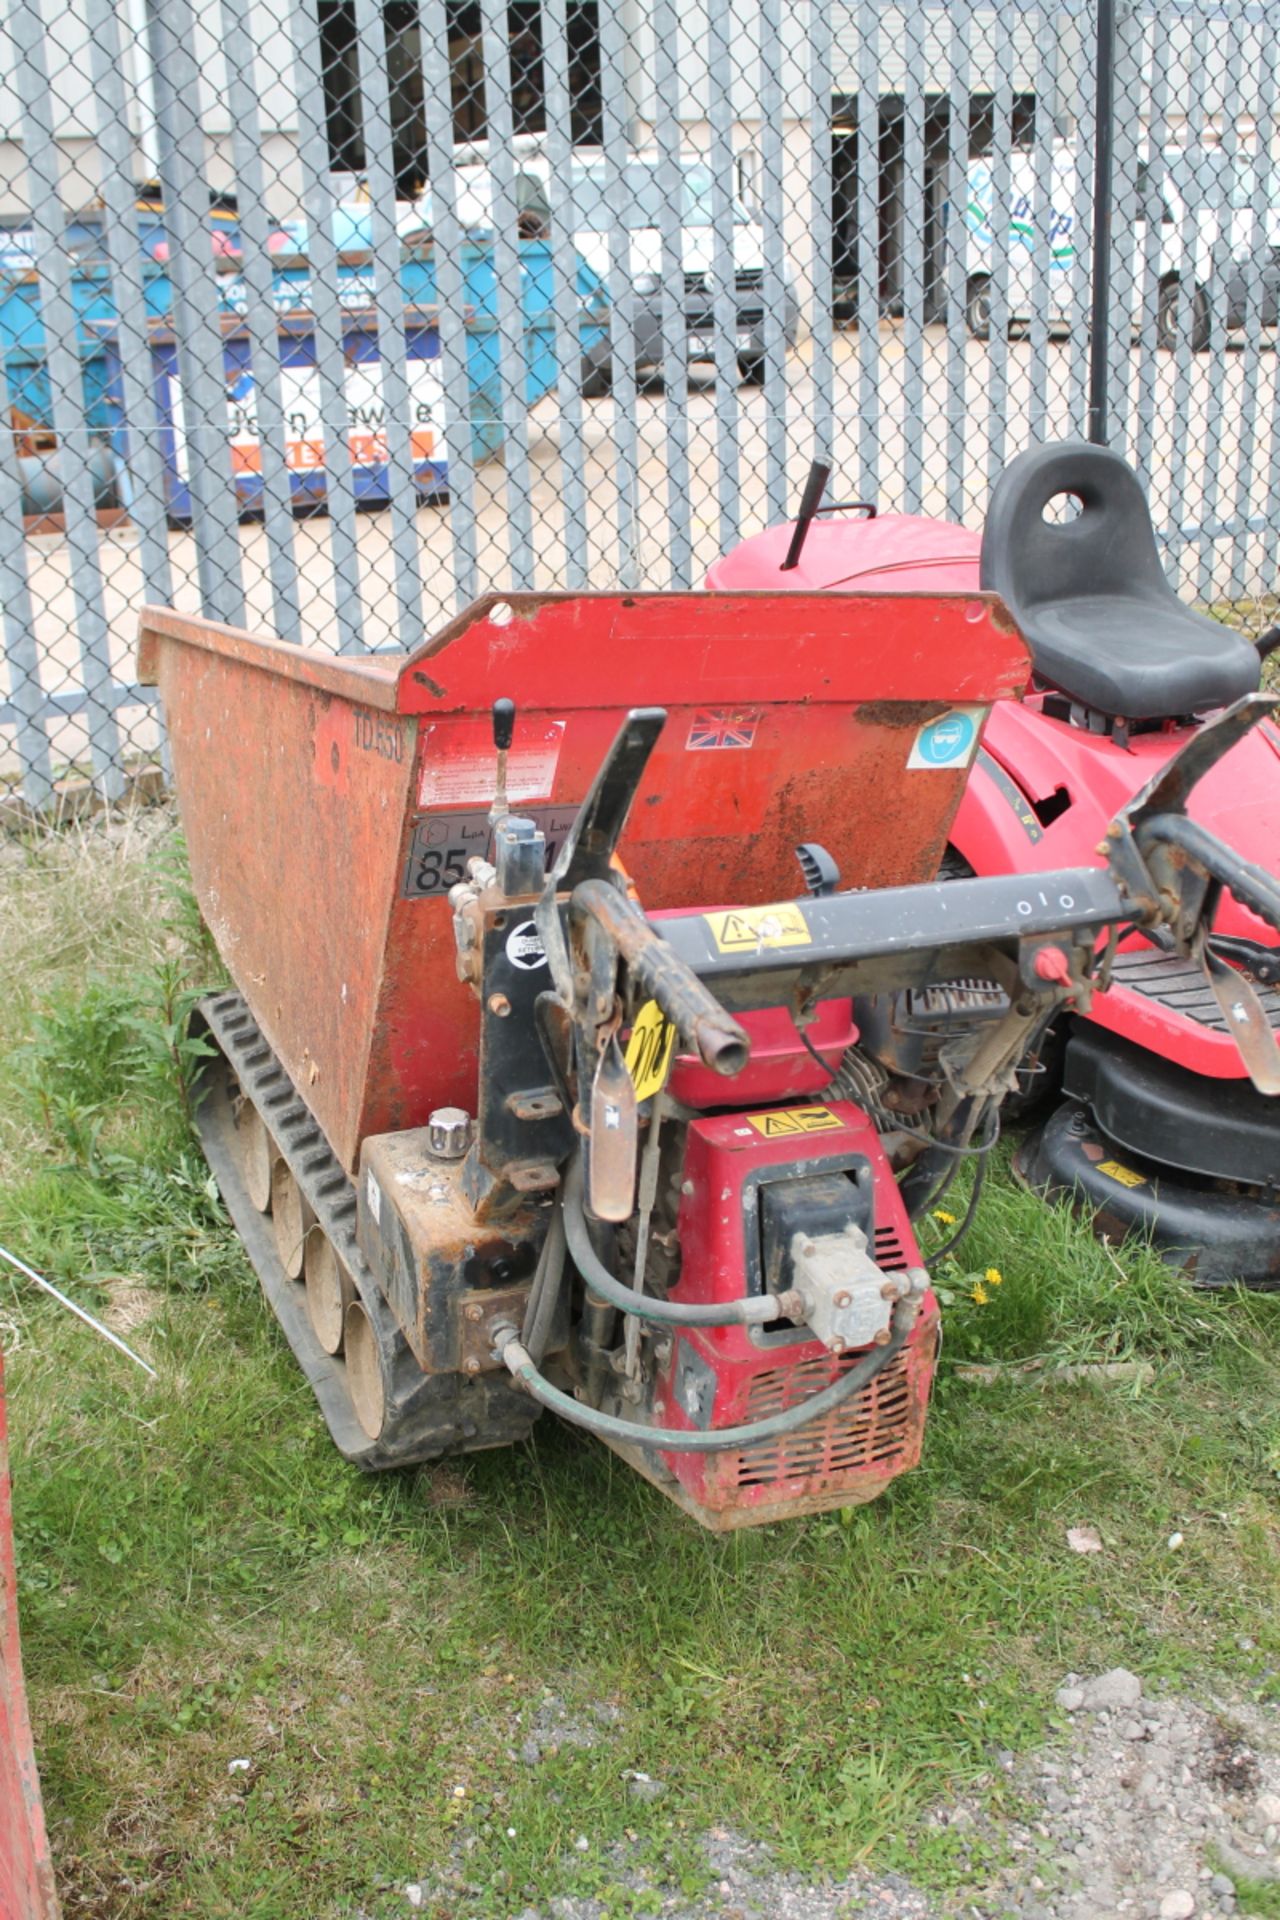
<box><xmin>140</xmin><ymin>586</ymin><xmax>1279</xmax><ymax>1528</ymax></box>
<box><xmin>710</xmin><ymin>442</ymin><xmax>1280</xmax><ymax>1288</ymax></box>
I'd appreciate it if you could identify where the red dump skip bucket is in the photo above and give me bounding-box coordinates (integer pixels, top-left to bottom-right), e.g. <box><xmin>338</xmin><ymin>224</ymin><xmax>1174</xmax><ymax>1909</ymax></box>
<box><xmin>0</xmin><ymin>1347</ymin><xmax>60</xmax><ymax>1920</ymax></box>
<box><xmin>140</xmin><ymin>587</ymin><xmax>1028</xmax><ymax>1176</ymax></box>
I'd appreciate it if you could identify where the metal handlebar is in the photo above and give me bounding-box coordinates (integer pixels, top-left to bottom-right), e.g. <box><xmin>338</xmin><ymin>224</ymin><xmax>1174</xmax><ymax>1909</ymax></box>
<box><xmin>571</xmin><ymin>878</ymin><xmax>750</xmax><ymax>1077</ymax></box>
<box><xmin>1137</xmin><ymin>812</ymin><xmax>1280</xmax><ymax>938</ymax></box>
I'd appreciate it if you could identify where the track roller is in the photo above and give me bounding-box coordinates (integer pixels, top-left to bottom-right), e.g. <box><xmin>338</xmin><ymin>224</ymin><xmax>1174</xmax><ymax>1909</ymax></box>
<box><xmin>193</xmin><ymin>992</ymin><xmax>542</xmax><ymax>1471</ymax></box>
<box><xmin>344</xmin><ymin>1299</ymin><xmax>387</xmax><ymax>1440</ymax></box>
<box><xmin>271</xmin><ymin>1159</ymin><xmax>309</xmax><ymax>1279</ymax></box>
<box><xmin>303</xmin><ymin>1223</ymin><xmax>350</xmax><ymax>1355</ymax></box>
<box><xmin>236</xmin><ymin>1102</ymin><xmax>276</xmax><ymax>1212</ymax></box>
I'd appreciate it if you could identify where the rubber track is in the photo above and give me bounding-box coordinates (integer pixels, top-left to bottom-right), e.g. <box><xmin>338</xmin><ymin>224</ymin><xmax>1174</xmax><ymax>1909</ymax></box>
<box><xmin>192</xmin><ymin>992</ymin><xmax>539</xmax><ymax>1471</ymax></box>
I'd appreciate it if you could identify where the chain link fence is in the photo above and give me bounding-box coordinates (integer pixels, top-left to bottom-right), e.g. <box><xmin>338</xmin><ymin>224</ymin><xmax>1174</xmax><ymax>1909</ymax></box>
<box><xmin>0</xmin><ymin>0</ymin><xmax>1276</xmax><ymax>805</ymax></box>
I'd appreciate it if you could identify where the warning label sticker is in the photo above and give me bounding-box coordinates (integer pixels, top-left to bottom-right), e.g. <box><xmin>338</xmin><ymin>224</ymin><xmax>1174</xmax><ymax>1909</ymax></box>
<box><xmin>745</xmin><ymin>1106</ymin><xmax>845</xmax><ymax>1138</ymax></box>
<box><xmin>705</xmin><ymin>903</ymin><xmax>811</xmax><ymax>954</ymax></box>
<box><xmin>625</xmin><ymin>999</ymin><xmax>677</xmax><ymax>1102</ymax></box>
<box><xmin>417</xmin><ymin>716</ymin><xmax>565</xmax><ymax>810</ymax></box>
<box><xmin>1097</xmin><ymin>1159</ymin><xmax>1146</xmax><ymax>1189</ymax></box>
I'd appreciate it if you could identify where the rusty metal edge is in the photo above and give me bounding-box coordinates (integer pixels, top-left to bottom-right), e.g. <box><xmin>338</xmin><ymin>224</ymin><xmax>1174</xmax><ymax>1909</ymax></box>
<box><xmin>136</xmin><ymin>606</ymin><xmax>402</xmax><ymax>707</ymax></box>
<box><xmin>396</xmin><ymin>585</ymin><xmax>1021</xmax><ymax>671</ymax></box>
<box><xmin>137</xmin><ymin>589</ymin><xmax>1025</xmax><ymax>728</ymax></box>
<box><xmin>0</xmin><ymin>1348</ymin><xmax>62</xmax><ymax>1920</ymax></box>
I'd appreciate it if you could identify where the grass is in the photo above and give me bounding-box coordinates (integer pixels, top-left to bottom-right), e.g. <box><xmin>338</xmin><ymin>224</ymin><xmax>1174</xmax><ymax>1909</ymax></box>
<box><xmin>2</xmin><ymin>808</ymin><xmax>1279</xmax><ymax>1920</ymax></box>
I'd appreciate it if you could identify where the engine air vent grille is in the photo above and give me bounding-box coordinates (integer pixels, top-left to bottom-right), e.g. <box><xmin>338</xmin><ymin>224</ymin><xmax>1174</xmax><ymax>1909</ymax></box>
<box><xmin>873</xmin><ymin>1221</ymin><xmax>912</xmax><ymax>1272</ymax></box>
<box><xmin>733</xmin><ymin>1345</ymin><xmax>916</xmax><ymax>1488</ymax></box>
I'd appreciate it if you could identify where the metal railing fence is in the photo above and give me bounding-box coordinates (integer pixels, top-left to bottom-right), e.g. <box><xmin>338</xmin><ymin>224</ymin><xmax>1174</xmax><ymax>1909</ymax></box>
<box><xmin>0</xmin><ymin>0</ymin><xmax>1277</xmax><ymax>803</ymax></box>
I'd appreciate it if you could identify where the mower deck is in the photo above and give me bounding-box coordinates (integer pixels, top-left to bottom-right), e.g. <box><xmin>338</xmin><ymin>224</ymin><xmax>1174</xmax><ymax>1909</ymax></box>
<box><xmin>1016</xmin><ymin>1102</ymin><xmax>1280</xmax><ymax>1292</ymax></box>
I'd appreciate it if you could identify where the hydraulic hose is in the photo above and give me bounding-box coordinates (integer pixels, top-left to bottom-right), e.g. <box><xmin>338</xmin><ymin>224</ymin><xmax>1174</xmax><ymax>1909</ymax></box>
<box><xmin>562</xmin><ymin>1153</ymin><xmax>790</xmax><ymax>1327</ymax></box>
<box><xmin>521</xmin><ymin>1201</ymin><xmax>568</xmax><ymax>1367</ymax></box>
<box><xmin>492</xmin><ymin>1292</ymin><xmax>921</xmax><ymax>1455</ymax></box>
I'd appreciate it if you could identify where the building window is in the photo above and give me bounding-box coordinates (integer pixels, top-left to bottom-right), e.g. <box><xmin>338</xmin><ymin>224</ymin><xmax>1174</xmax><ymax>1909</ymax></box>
<box><xmin>319</xmin><ymin>0</ymin><xmax>602</xmax><ymax>197</ymax></box>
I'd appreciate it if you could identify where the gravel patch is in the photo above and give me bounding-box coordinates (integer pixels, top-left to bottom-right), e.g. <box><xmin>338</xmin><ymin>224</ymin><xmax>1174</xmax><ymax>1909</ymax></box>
<box><xmin>408</xmin><ymin>1669</ymin><xmax>1280</xmax><ymax>1919</ymax></box>
<box><xmin>967</xmin><ymin>1667</ymin><xmax>1279</xmax><ymax>1919</ymax></box>
<box><xmin>514</xmin><ymin>1692</ymin><xmax>623</xmax><ymax>1767</ymax></box>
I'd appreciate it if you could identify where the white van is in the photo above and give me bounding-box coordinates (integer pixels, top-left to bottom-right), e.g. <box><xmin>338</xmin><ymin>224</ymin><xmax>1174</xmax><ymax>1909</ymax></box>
<box><xmin>440</xmin><ymin>139</ymin><xmax>801</xmax><ymax>390</ymax></box>
<box><xmin>958</xmin><ymin>146</ymin><xmax>1280</xmax><ymax>349</ymax></box>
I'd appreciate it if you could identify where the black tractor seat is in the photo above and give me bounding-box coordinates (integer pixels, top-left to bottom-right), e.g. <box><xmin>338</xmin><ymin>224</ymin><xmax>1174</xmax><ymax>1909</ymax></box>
<box><xmin>980</xmin><ymin>441</ymin><xmax>1260</xmax><ymax>722</ymax></box>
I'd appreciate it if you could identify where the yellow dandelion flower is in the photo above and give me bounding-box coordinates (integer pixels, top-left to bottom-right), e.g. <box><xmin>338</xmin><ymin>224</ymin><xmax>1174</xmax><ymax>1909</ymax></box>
<box><xmin>985</xmin><ymin>1267</ymin><xmax>1004</xmax><ymax>1287</ymax></box>
<box><xmin>970</xmin><ymin>1283</ymin><xmax>990</xmax><ymax>1306</ymax></box>
<box><xmin>933</xmin><ymin>1209</ymin><xmax>957</xmax><ymax>1226</ymax></box>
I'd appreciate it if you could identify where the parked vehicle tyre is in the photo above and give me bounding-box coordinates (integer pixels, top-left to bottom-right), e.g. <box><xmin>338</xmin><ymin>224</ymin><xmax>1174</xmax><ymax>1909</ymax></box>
<box><xmin>737</xmin><ymin>354</ymin><xmax>766</xmax><ymax>384</ymax></box>
<box><xmin>580</xmin><ymin>358</ymin><xmax>612</xmax><ymax>398</ymax></box>
<box><xmin>965</xmin><ymin>275</ymin><xmax>992</xmax><ymax>340</ymax></box>
<box><xmin>1156</xmin><ymin>278</ymin><xmax>1210</xmax><ymax>352</ymax></box>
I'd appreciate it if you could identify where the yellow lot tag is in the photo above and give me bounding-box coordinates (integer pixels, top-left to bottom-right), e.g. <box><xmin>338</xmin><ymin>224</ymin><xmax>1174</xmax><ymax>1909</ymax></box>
<box><xmin>747</xmin><ymin>1106</ymin><xmax>844</xmax><ymax>1138</ymax></box>
<box><xmin>1098</xmin><ymin>1159</ymin><xmax>1146</xmax><ymax>1189</ymax></box>
<box><xmin>625</xmin><ymin>999</ymin><xmax>677</xmax><ymax>1102</ymax></box>
<box><xmin>705</xmin><ymin>902</ymin><xmax>811</xmax><ymax>954</ymax></box>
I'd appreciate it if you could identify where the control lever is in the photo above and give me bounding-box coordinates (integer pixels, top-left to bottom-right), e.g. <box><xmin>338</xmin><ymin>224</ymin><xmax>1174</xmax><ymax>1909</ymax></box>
<box><xmin>572</xmin><ymin>879</ymin><xmax>749</xmax><ymax>1077</ymax></box>
<box><xmin>535</xmin><ymin>707</ymin><xmax>668</xmax><ymax>1009</ymax></box>
<box><xmin>526</xmin><ymin>707</ymin><xmax>750</xmax><ymax>1224</ymax></box>
<box><xmin>1104</xmin><ymin>693</ymin><xmax>1280</xmax><ymax>1096</ymax></box>
<box><xmin>489</xmin><ymin>697</ymin><xmax>516</xmax><ymax>831</ymax></box>
<box><xmin>588</xmin><ymin>1032</ymin><xmax>638</xmax><ymax>1221</ymax></box>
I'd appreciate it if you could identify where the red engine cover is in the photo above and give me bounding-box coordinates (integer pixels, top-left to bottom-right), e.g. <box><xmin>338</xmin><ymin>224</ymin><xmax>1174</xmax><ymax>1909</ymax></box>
<box><xmin>655</xmin><ymin>1103</ymin><xmax>939</xmax><ymax>1527</ymax></box>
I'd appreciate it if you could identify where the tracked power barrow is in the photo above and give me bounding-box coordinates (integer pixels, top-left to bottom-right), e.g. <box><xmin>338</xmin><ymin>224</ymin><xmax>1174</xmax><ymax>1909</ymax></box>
<box><xmin>140</xmin><ymin>588</ymin><xmax>1280</xmax><ymax>1527</ymax></box>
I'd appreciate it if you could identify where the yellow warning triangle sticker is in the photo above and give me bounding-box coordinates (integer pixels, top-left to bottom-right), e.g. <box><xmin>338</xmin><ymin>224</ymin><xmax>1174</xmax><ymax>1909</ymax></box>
<box><xmin>705</xmin><ymin>902</ymin><xmax>811</xmax><ymax>953</ymax></box>
<box><xmin>746</xmin><ymin>1106</ymin><xmax>844</xmax><ymax>1137</ymax></box>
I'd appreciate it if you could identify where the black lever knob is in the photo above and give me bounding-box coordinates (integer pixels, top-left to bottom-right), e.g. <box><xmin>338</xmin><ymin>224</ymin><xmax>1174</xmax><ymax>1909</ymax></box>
<box><xmin>796</xmin><ymin>842</ymin><xmax>841</xmax><ymax>897</ymax></box>
<box><xmin>492</xmin><ymin>698</ymin><xmax>516</xmax><ymax>752</ymax></box>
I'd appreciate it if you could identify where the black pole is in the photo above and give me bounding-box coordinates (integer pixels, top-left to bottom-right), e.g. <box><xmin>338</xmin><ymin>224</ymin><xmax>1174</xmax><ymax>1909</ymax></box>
<box><xmin>1087</xmin><ymin>0</ymin><xmax>1117</xmax><ymax>444</ymax></box>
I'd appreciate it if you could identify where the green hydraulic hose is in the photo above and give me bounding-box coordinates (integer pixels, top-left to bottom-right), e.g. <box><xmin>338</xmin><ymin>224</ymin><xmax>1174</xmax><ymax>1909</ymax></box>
<box><xmin>491</xmin><ymin>1293</ymin><xmax>921</xmax><ymax>1455</ymax></box>
<box><xmin>562</xmin><ymin>1153</ymin><xmax>788</xmax><ymax>1328</ymax></box>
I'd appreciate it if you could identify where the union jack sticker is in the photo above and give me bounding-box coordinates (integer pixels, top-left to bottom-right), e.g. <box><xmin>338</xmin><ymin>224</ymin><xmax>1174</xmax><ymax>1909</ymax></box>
<box><xmin>686</xmin><ymin>708</ymin><xmax>761</xmax><ymax>750</ymax></box>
